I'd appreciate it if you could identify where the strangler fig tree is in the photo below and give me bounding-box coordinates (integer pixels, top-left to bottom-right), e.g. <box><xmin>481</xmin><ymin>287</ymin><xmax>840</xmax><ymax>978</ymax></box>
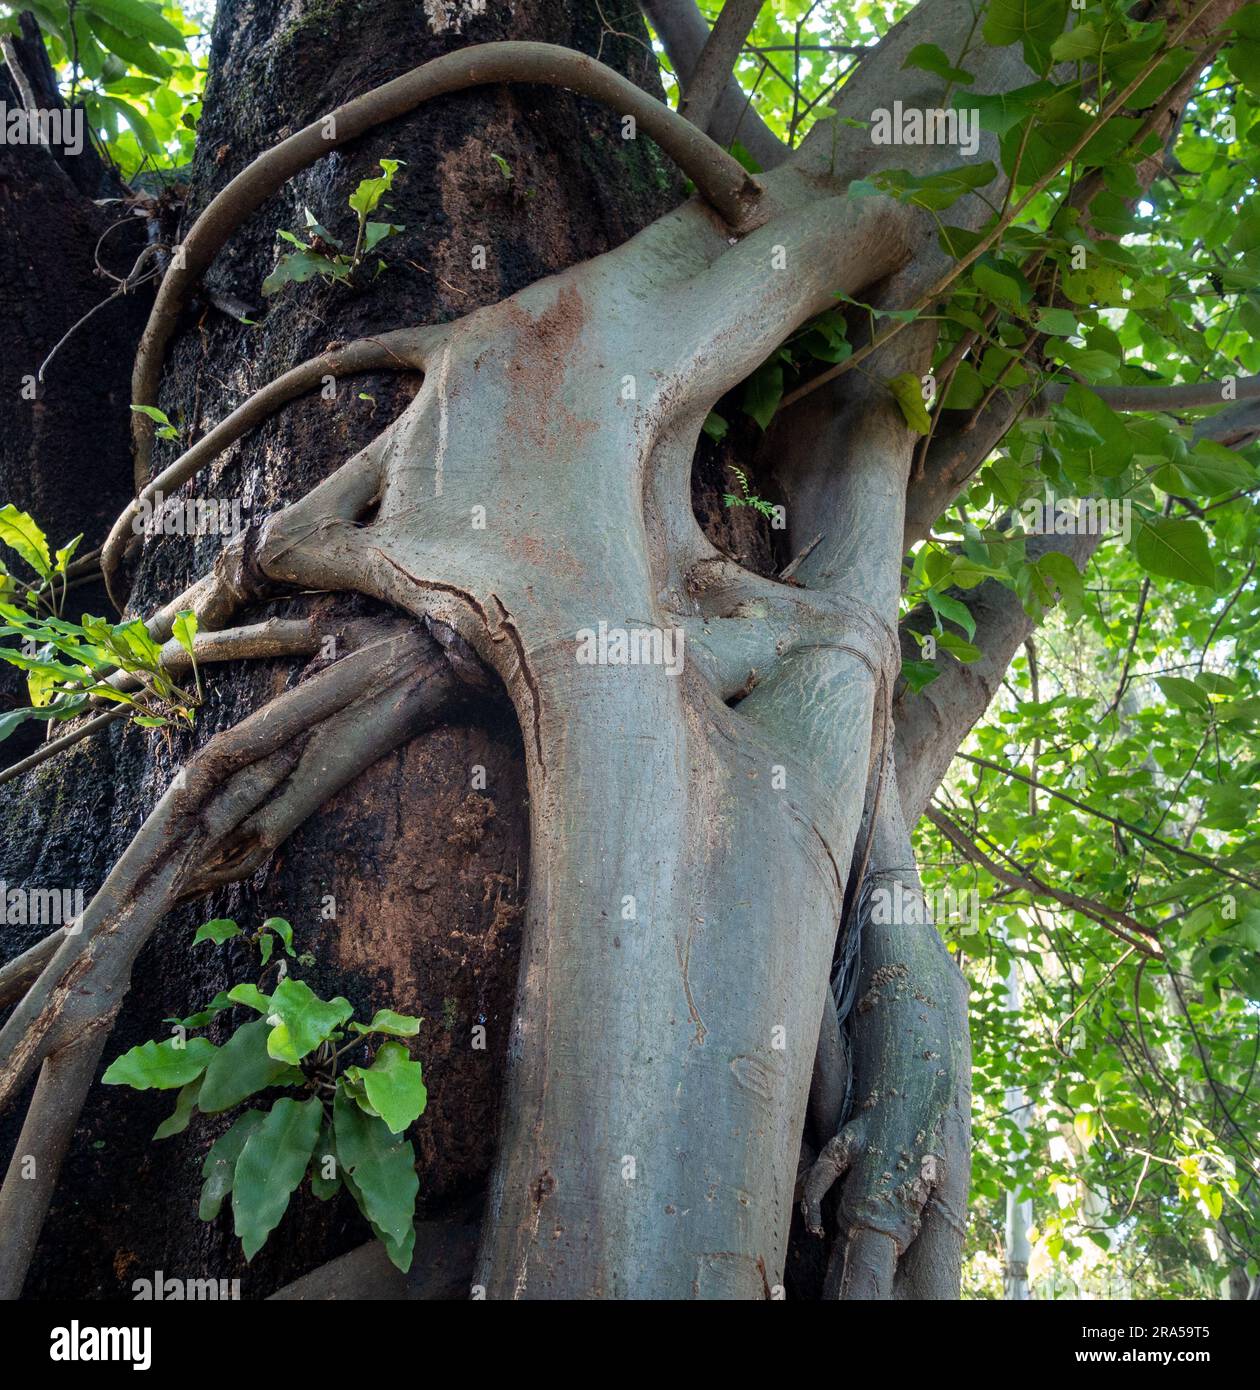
<box><xmin>1</xmin><ymin>0</ymin><xmax>1258</xmax><ymax>1301</ymax></box>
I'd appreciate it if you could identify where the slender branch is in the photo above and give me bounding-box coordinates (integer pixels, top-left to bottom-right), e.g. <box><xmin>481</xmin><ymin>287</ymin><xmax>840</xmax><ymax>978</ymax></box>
<box><xmin>954</xmin><ymin>752</ymin><xmax>1260</xmax><ymax>892</ymax></box>
<box><xmin>131</xmin><ymin>41</ymin><xmax>765</xmax><ymax>481</ymax></box>
<box><xmin>1042</xmin><ymin>373</ymin><xmax>1260</xmax><ymax>412</ymax></box>
<box><xmin>925</xmin><ymin>804</ymin><xmax>1161</xmax><ymax>957</ymax></box>
<box><xmin>0</xmin><ymin>710</ymin><xmax>127</xmax><ymax>791</ymax></box>
<box><xmin>1198</xmin><ymin>558</ymin><xmax>1255</xmax><ymax>671</ymax></box>
<box><xmin>1103</xmin><ymin>577</ymin><xmax>1151</xmax><ymax>718</ymax></box>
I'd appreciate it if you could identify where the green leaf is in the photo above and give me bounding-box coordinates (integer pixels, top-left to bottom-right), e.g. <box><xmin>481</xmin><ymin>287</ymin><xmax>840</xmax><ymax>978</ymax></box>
<box><xmin>937</xmin><ymin>630</ymin><xmax>982</xmax><ymax>662</ymax></box>
<box><xmin>0</xmin><ymin>708</ymin><xmax>34</xmax><ymax>744</ymax></box>
<box><xmin>1173</xmin><ymin>441</ymin><xmax>1255</xmax><ymax>496</ymax></box>
<box><xmin>1056</xmin><ymin>385</ymin><xmax>1134</xmax><ymax>482</ymax></box>
<box><xmin>348</xmin><ymin>158</ymin><xmax>404</xmax><ymax>217</ymax></box>
<box><xmin>363</xmin><ymin>221</ymin><xmax>403</xmax><ymax>253</ymax></box>
<box><xmin>350</xmin><ymin>1009</ymin><xmax>423</xmax><ymax>1038</ymax></box>
<box><xmin>1132</xmin><ymin>517</ymin><xmax>1215</xmax><ymax>587</ymax></box>
<box><xmin>261</xmin><ymin>915</ymin><xmax>294</xmax><ymax>955</ymax></box>
<box><xmin>172</xmin><ymin>609</ymin><xmax>197</xmax><ymax>658</ymax></box>
<box><xmin>342</xmin><ymin>1167</ymin><xmax>415</xmax><ymax>1273</ymax></box>
<box><xmin>701</xmin><ymin>411</ymin><xmax>728</xmax><ymax>442</ymax></box>
<box><xmin>199</xmin><ymin>1110</ymin><xmax>265</xmax><ymax>1221</ymax></box>
<box><xmin>344</xmin><ymin>1041</ymin><xmax>427</xmax><ymax>1134</ymax></box>
<box><xmin>114</xmin><ymin>618</ymin><xmax>164</xmax><ymax>670</ymax></box>
<box><xmin>192</xmin><ymin>917</ymin><xmax>240</xmax><ymax>946</ymax></box>
<box><xmin>89</xmin><ymin>18</ymin><xmax>172</xmax><ymax>79</ymax></box>
<box><xmin>166</xmin><ymin>991</ymin><xmax>233</xmax><ymax>1030</ymax></box>
<box><xmin>901</xmin><ymin>659</ymin><xmax>942</xmax><ymax>693</ymax></box>
<box><xmin>226</xmin><ymin>982</ymin><xmax>273</xmax><ymax>1014</ymax></box>
<box><xmin>874</xmin><ymin>162</ymin><xmax>998</xmax><ymax>211</ymax></box>
<box><xmin>742</xmin><ymin>361</ymin><xmax>783</xmax><ymax>430</ymax></box>
<box><xmin>54</xmin><ymin>535</ymin><xmax>82</xmax><ymax>576</ymax></box>
<box><xmin>925</xmin><ymin>588</ymin><xmax>977</xmax><ymax>639</ymax></box>
<box><xmin>1036</xmin><ymin>552</ymin><xmax>1085</xmax><ymax>619</ymax></box>
<box><xmin>887</xmin><ymin>372</ymin><xmax>931</xmax><ymax>434</ymax></box>
<box><xmin>266</xmin><ymin>977</ymin><xmax>354</xmax><ymax>1063</ymax></box>
<box><xmin>82</xmin><ymin>0</ymin><xmax>185</xmax><ymax>50</ymax></box>
<box><xmin>231</xmin><ymin>1096</ymin><xmax>324</xmax><ymax>1259</ymax></box>
<box><xmin>102</xmin><ymin>1036</ymin><xmax>216</xmax><ymax>1090</ymax></box>
<box><xmin>333</xmin><ymin>1089</ymin><xmax>419</xmax><ymax>1254</ymax></box>
<box><xmin>966</xmin><ymin>81</ymin><xmax>1056</xmax><ymax>137</ymax></box>
<box><xmin>198</xmin><ymin>1019</ymin><xmax>304</xmax><ymax>1113</ymax></box>
<box><xmin>984</xmin><ymin>0</ymin><xmax>1070</xmax><ymax>71</ymax></box>
<box><xmin>153</xmin><ymin>1076</ymin><xmax>202</xmax><ymax>1140</ymax></box>
<box><xmin>902</xmin><ymin>42</ymin><xmax>975</xmax><ymax>85</ymax></box>
<box><xmin>262</xmin><ymin>249</ymin><xmax>339</xmax><ymax>296</ymax></box>
<box><xmin>129</xmin><ymin>403</ymin><xmax>174</xmax><ymax>428</ymax></box>
<box><xmin>973</xmin><ymin>260</ymin><xmax>1025</xmax><ymax>310</ymax></box>
<box><xmin>942</xmin><ymin>360</ymin><xmax>985</xmax><ymax>410</ymax></box>
<box><xmin>0</xmin><ymin>505</ymin><xmax>53</xmax><ymax>579</ymax></box>
<box><xmin>1156</xmin><ymin>676</ymin><xmax>1212</xmax><ymax>712</ymax></box>
<box><xmin>1034</xmin><ymin>306</ymin><xmax>1077</xmax><ymax>337</ymax></box>
<box><xmin>1050</xmin><ymin>22</ymin><xmax>1101</xmax><ymax>63</ymax></box>
<box><xmin>309</xmin><ymin>1120</ymin><xmax>341</xmax><ymax>1201</ymax></box>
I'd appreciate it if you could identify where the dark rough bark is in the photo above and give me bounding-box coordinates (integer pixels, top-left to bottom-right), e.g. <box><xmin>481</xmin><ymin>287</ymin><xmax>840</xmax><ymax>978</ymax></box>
<box><xmin>1</xmin><ymin>0</ymin><xmax>701</xmax><ymax>1298</ymax></box>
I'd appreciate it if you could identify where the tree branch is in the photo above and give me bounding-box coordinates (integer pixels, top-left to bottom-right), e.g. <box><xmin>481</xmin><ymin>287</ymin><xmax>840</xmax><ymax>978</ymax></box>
<box><xmin>1043</xmin><ymin>373</ymin><xmax>1260</xmax><ymax>412</ymax></box>
<box><xmin>638</xmin><ymin>0</ymin><xmax>786</xmax><ymax>168</ymax></box>
<box><xmin>677</xmin><ymin>0</ymin><xmax>764</xmax><ymax>135</ymax></box>
<box><xmin>925</xmin><ymin>804</ymin><xmax>1161</xmax><ymax>956</ymax></box>
<box><xmin>954</xmin><ymin>752</ymin><xmax>1260</xmax><ymax>892</ymax></box>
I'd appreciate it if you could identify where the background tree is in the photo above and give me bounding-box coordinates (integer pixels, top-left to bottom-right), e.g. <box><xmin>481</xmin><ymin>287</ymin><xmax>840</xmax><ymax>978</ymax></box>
<box><xmin>0</xmin><ymin>0</ymin><xmax>1256</xmax><ymax>1300</ymax></box>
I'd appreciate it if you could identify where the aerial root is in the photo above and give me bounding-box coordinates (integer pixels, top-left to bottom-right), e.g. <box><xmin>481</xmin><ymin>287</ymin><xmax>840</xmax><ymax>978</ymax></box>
<box><xmin>801</xmin><ymin>1118</ymin><xmax>866</xmax><ymax>1236</ymax></box>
